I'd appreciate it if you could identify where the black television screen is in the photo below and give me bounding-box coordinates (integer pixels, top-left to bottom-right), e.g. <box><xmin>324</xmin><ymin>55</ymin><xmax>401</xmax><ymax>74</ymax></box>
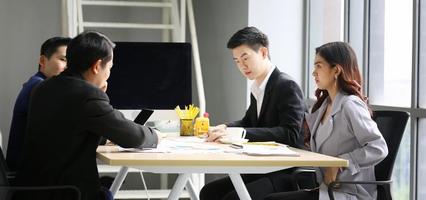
<box><xmin>106</xmin><ymin>42</ymin><xmax>192</xmax><ymax>109</ymax></box>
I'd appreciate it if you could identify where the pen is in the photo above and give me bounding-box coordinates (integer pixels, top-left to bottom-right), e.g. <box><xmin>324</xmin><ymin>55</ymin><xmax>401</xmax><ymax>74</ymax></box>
<box><xmin>230</xmin><ymin>143</ymin><xmax>243</xmax><ymax>149</ymax></box>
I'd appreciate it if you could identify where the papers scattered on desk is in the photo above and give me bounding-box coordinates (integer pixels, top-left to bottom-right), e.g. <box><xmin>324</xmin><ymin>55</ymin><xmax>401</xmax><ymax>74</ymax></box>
<box><xmin>227</xmin><ymin>144</ymin><xmax>299</xmax><ymax>156</ymax></box>
<box><xmin>118</xmin><ymin>137</ymin><xmax>222</xmax><ymax>154</ymax></box>
<box><xmin>118</xmin><ymin>147</ymin><xmax>170</xmax><ymax>153</ymax></box>
<box><xmin>167</xmin><ymin>136</ymin><xmax>206</xmax><ymax>143</ymax></box>
<box><xmin>243</xmin><ymin>145</ymin><xmax>299</xmax><ymax>156</ymax></box>
<box><xmin>117</xmin><ymin>137</ymin><xmax>299</xmax><ymax>156</ymax></box>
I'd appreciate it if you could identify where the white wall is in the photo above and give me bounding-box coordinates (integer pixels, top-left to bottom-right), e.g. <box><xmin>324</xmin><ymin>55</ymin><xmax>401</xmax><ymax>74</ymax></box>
<box><xmin>248</xmin><ymin>0</ymin><xmax>304</xmax><ymax>86</ymax></box>
<box><xmin>0</xmin><ymin>0</ymin><xmax>64</xmax><ymax>149</ymax></box>
<box><xmin>194</xmin><ymin>0</ymin><xmax>249</xmax><ymax>125</ymax></box>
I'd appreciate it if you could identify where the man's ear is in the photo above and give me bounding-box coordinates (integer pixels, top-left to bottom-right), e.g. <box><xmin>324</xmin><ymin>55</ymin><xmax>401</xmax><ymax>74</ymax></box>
<box><xmin>90</xmin><ymin>59</ymin><xmax>102</xmax><ymax>74</ymax></box>
<box><xmin>260</xmin><ymin>47</ymin><xmax>269</xmax><ymax>59</ymax></box>
<box><xmin>39</xmin><ymin>55</ymin><xmax>46</xmax><ymax>69</ymax></box>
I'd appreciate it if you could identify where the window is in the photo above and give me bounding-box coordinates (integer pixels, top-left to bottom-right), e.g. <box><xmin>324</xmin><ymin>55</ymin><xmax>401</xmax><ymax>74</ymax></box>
<box><xmin>419</xmin><ymin>0</ymin><xmax>426</xmax><ymax>108</ymax></box>
<box><xmin>418</xmin><ymin>119</ymin><xmax>426</xmax><ymax>199</ymax></box>
<box><xmin>368</xmin><ymin>0</ymin><xmax>413</xmax><ymax>107</ymax></box>
<box><xmin>348</xmin><ymin>0</ymin><xmax>364</xmax><ymax>78</ymax></box>
<box><xmin>307</xmin><ymin>0</ymin><xmax>345</xmax><ymax>98</ymax></box>
<box><xmin>392</xmin><ymin>120</ymin><xmax>411</xmax><ymax>199</ymax></box>
<box><xmin>417</xmin><ymin>1</ymin><xmax>426</xmax><ymax>200</ymax></box>
<box><xmin>367</xmin><ymin>1</ymin><xmax>413</xmax><ymax>199</ymax></box>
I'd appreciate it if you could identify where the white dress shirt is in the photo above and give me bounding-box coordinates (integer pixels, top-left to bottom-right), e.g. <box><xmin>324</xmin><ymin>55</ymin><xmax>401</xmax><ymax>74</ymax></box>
<box><xmin>250</xmin><ymin>66</ymin><xmax>275</xmax><ymax>117</ymax></box>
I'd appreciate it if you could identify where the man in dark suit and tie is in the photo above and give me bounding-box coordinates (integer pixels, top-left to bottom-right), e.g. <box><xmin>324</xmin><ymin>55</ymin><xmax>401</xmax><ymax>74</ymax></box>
<box><xmin>201</xmin><ymin>26</ymin><xmax>307</xmax><ymax>200</ymax></box>
<box><xmin>15</xmin><ymin>31</ymin><xmax>159</xmax><ymax>200</ymax></box>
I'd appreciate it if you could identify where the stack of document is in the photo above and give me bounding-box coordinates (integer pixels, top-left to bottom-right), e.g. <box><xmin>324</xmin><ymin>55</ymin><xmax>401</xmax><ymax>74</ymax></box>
<box><xmin>118</xmin><ymin>137</ymin><xmax>222</xmax><ymax>153</ymax></box>
<box><xmin>229</xmin><ymin>142</ymin><xmax>300</xmax><ymax>156</ymax></box>
<box><xmin>242</xmin><ymin>145</ymin><xmax>299</xmax><ymax>156</ymax></box>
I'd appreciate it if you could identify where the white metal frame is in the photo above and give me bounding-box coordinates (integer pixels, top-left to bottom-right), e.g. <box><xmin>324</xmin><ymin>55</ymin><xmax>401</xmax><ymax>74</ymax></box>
<box><xmin>63</xmin><ymin>0</ymin><xmax>206</xmax><ymax>117</ymax></box>
<box><xmin>109</xmin><ymin>165</ymin><xmax>290</xmax><ymax>200</ymax></box>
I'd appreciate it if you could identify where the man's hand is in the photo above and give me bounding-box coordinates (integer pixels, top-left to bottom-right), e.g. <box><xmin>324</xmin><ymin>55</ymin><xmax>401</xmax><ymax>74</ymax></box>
<box><xmin>105</xmin><ymin>139</ymin><xmax>115</xmax><ymax>146</ymax></box>
<box><xmin>206</xmin><ymin>124</ymin><xmax>227</xmax><ymax>142</ymax></box>
<box><xmin>153</xmin><ymin>129</ymin><xmax>162</xmax><ymax>144</ymax></box>
<box><xmin>323</xmin><ymin>167</ymin><xmax>340</xmax><ymax>186</ymax></box>
<box><xmin>100</xmin><ymin>81</ymin><xmax>108</xmax><ymax>92</ymax></box>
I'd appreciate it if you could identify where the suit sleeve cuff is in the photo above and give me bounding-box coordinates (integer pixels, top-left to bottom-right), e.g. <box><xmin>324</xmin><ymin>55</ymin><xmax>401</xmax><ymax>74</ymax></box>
<box><xmin>139</xmin><ymin>127</ymin><xmax>159</xmax><ymax>148</ymax></box>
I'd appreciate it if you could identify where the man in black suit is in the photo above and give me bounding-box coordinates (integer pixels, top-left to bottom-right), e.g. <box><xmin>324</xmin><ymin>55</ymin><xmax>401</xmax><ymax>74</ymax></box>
<box><xmin>201</xmin><ymin>27</ymin><xmax>307</xmax><ymax>200</ymax></box>
<box><xmin>15</xmin><ymin>31</ymin><xmax>159</xmax><ymax>200</ymax></box>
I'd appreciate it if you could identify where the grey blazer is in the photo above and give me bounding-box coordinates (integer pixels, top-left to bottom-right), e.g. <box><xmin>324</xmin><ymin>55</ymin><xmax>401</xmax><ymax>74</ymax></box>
<box><xmin>305</xmin><ymin>91</ymin><xmax>388</xmax><ymax>200</ymax></box>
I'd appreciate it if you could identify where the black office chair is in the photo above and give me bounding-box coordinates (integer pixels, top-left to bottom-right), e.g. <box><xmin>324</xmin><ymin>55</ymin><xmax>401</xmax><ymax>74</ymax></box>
<box><xmin>0</xmin><ymin>148</ymin><xmax>6</xmax><ymax>171</ymax></box>
<box><xmin>0</xmin><ymin>146</ymin><xmax>81</xmax><ymax>200</ymax></box>
<box><xmin>0</xmin><ymin>147</ymin><xmax>18</xmax><ymax>181</ymax></box>
<box><xmin>327</xmin><ymin>110</ymin><xmax>409</xmax><ymax>200</ymax></box>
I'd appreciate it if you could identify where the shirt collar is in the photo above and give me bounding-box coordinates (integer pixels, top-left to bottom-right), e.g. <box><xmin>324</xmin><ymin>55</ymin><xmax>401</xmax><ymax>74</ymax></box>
<box><xmin>250</xmin><ymin>65</ymin><xmax>275</xmax><ymax>98</ymax></box>
<box><xmin>258</xmin><ymin>65</ymin><xmax>275</xmax><ymax>91</ymax></box>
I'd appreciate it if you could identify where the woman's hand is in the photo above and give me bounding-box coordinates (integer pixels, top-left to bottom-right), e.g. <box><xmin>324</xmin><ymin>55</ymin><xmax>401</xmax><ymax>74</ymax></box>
<box><xmin>323</xmin><ymin>167</ymin><xmax>340</xmax><ymax>186</ymax></box>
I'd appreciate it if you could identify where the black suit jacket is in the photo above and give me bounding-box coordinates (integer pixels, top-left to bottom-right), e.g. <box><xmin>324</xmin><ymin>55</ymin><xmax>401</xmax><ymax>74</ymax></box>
<box><xmin>227</xmin><ymin>68</ymin><xmax>305</xmax><ymax>148</ymax></box>
<box><xmin>15</xmin><ymin>71</ymin><xmax>158</xmax><ymax>200</ymax></box>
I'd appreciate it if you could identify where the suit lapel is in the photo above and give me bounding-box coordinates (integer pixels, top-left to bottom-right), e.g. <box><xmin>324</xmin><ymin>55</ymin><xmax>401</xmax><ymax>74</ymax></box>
<box><xmin>308</xmin><ymin>102</ymin><xmax>326</xmax><ymax>151</ymax></box>
<box><xmin>314</xmin><ymin>91</ymin><xmax>347</xmax><ymax>151</ymax></box>
<box><xmin>315</xmin><ymin>115</ymin><xmax>334</xmax><ymax>152</ymax></box>
<box><xmin>306</xmin><ymin>111</ymin><xmax>318</xmax><ymax>151</ymax></box>
<box><xmin>257</xmin><ymin>68</ymin><xmax>280</xmax><ymax>126</ymax></box>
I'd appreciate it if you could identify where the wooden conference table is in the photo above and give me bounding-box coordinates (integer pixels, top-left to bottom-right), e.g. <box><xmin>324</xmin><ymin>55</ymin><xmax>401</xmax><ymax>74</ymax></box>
<box><xmin>96</xmin><ymin>137</ymin><xmax>348</xmax><ymax>200</ymax></box>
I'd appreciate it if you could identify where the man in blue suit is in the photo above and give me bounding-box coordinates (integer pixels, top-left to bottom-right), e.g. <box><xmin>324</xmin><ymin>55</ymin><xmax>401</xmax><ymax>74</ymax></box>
<box><xmin>6</xmin><ymin>37</ymin><xmax>71</xmax><ymax>171</ymax></box>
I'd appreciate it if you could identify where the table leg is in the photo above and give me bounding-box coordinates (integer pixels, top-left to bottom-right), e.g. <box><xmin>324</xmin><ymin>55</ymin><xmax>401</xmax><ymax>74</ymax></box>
<box><xmin>191</xmin><ymin>173</ymin><xmax>204</xmax><ymax>192</ymax></box>
<box><xmin>168</xmin><ymin>173</ymin><xmax>191</xmax><ymax>200</ymax></box>
<box><xmin>109</xmin><ymin>166</ymin><xmax>129</xmax><ymax>196</ymax></box>
<box><xmin>228</xmin><ymin>173</ymin><xmax>252</xmax><ymax>200</ymax></box>
<box><xmin>186</xmin><ymin>178</ymin><xmax>200</xmax><ymax>200</ymax></box>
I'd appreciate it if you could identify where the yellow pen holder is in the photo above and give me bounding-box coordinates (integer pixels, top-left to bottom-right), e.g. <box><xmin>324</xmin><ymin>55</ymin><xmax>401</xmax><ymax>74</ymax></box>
<box><xmin>180</xmin><ymin>118</ymin><xmax>194</xmax><ymax>136</ymax></box>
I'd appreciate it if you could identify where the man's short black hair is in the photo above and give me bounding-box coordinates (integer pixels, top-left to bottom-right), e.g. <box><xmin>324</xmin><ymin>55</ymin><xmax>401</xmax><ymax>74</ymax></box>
<box><xmin>66</xmin><ymin>31</ymin><xmax>115</xmax><ymax>74</ymax></box>
<box><xmin>226</xmin><ymin>26</ymin><xmax>269</xmax><ymax>51</ymax></box>
<box><xmin>38</xmin><ymin>37</ymin><xmax>71</xmax><ymax>69</ymax></box>
<box><xmin>40</xmin><ymin>37</ymin><xmax>72</xmax><ymax>58</ymax></box>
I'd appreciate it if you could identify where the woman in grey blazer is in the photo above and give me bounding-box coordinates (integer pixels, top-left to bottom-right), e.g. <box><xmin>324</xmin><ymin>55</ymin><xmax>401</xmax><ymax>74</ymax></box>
<box><xmin>265</xmin><ymin>42</ymin><xmax>388</xmax><ymax>200</ymax></box>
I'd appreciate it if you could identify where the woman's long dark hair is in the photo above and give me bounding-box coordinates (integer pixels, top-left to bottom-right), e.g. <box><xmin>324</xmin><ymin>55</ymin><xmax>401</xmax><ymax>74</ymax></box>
<box><xmin>311</xmin><ymin>42</ymin><xmax>367</xmax><ymax>113</ymax></box>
